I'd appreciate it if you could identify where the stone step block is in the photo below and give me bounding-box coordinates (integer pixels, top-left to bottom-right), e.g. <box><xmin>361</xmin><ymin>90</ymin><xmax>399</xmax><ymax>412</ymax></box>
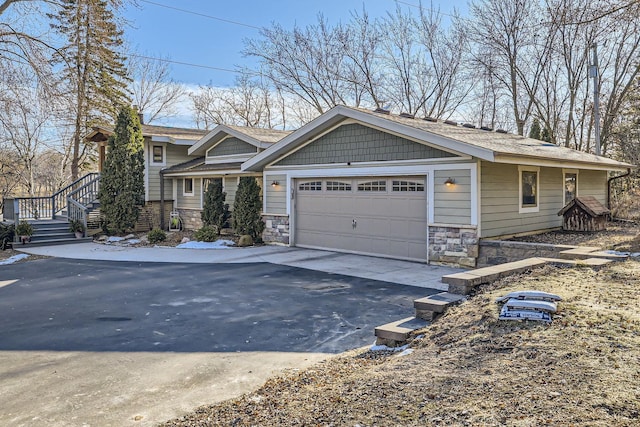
<box><xmin>374</xmin><ymin>316</ymin><xmax>428</xmax><ymax>343</ymax></box>
<box><xmin>414</xmin><ymin>292</ymin><xmax>467</xmax><ymax>313</ymax></box>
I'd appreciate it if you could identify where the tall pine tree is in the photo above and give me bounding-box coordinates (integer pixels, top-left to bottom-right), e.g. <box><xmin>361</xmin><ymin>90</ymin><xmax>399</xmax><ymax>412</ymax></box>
<box><xmin>51</xmin><ymin>0</ymin><xmax>130</xmax><ymax>180</ymax></box>
<box><xmin>98</xmin><ymin>106</ymin><xmax>144</xmax><ymax>233</ymax></box>
<box><xmin>232</xmin><ymin>177</ymin><xmax>264</xmax><ymax>241</ymax></box>
<box><xmin>201</xmin><ymin>178</ymin><xmax>229</xmax><ymax>231</ymax></box>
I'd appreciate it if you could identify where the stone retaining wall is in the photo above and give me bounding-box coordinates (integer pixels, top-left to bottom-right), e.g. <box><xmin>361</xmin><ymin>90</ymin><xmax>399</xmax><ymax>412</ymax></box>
<box><xmin>262</xmin><ymin>214</ymin><xmax>290</xmax><ymax>245</ymax></box>
<box><xmin>176</xmin><ymin>208</ymin><xmax>203</xmax><ymax>231</ymax></box>
<box><xmin>135</xmin><ymin>201</ymin><xmax>174</xmax><ymax>232</ymax></box>
<box><xmin>478</xmin><ymin>240</ymin><xmax>577</xmax><ymax>267</ymax></box>
<box><xmin>428</xmin><ymin>226</ymin><xmax>478</xmax><ymax>268</ymax></box>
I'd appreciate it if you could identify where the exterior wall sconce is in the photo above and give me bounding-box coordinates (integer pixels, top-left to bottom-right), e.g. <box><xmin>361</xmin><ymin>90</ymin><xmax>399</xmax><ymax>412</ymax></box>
<box><xmin>271</xmin><ymin>180</ymin><xmax>279</xmax><ymax>187</ymax></box>
<box><xmin>444</xmin><ymin>177</ymin><xmax>456</xmax><ymax>187</ymax></box>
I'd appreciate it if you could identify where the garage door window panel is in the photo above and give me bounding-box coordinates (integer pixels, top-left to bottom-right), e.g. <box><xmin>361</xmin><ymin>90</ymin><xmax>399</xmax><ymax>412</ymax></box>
<box><xmin>299</xmin><ymin>181</ymin><xmax>322</xmax><ymax>191</ymax></box>
<box><xmin>357</xmin><ymin>180</ymin><xmax>387</xmax><ymax>192</ymax></box>
<box><xmin>326</xmin><ymin>181</ymin><xmax>352</xmax><ymax>191</ymax></box>
<box><xmin>392</xmin><ymin>180</ymin><xmax>425</xmax><ymax>192</ymax></box>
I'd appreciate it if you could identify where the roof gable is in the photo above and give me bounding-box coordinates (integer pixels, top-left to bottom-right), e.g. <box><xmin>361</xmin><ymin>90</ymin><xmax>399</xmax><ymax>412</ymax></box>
<box><xmin>274</xmin><ymin>123</ymin><xmax>458</xmax><ymax>166</ymax></box>
<box><xmin>189</xmin><ymin>124</ymin><xmax>291</xmax><ymax>156</ymax></box>
<box><xmin>558</xmin><ymin>196</ymin><xmax>610</xmax><ymax>217</ymax></box>
<box><xmin>242</xmin><ymin>105</ymin><xmax>634</xmax><ymax>172</ymax></box>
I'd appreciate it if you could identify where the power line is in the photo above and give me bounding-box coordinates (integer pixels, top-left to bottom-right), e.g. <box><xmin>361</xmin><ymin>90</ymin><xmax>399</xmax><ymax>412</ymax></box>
<box><xmin>129</xmin><ymin>53</ymin><xmax>258</xmax><ymax>76</ymax></box>
<box><xmin>137</xmin><ymin>0</ymin><xmax>262</xmax><ymax>30</ymax></box>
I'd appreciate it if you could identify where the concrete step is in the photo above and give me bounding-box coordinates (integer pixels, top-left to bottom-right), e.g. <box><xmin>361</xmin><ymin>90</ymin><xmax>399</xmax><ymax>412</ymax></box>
<box><xmin>559</xmin><ymin>247</ymin><xmax>628</xmax><ymax>261</ymax></box>
<box><xmin>31</xmin><ymin>231</ymin><xmax>77</xmax><ymax>241</ymax></box>
<box><xmin>414</xmin><ymin>292</ymin><xmax>467</xmax><ymax>320</ymax></box>
<box><xmin>19</xmin><ymin>237</ymin><xmax>93</xmax><ymax>247</ymax></box>
<box><xmin>374</xmin><ymin>316</ymin><xmax>428</xmax><ymax>344</ymax></box>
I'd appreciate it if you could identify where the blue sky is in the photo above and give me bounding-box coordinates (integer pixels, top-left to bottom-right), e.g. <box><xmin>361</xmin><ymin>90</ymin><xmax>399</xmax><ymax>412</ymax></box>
<box><xmin>124</xmin><ymin>0</ymin><xmax>469</xmax><ymax>87</ymax></box>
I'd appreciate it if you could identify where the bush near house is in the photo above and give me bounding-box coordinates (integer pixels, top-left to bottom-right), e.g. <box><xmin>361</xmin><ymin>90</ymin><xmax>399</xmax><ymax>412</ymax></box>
<box><xmin>232</xmin><ymin>176</ymin><xmax>264</xmax><ymax>241</ymax></box>
<box><xmin>194</xmin><ymin>225</ymin><xmax>218</xmax><ymax>242</ymax></box>
<box><xmin>147</xmin><ymin>228</ymin><xmax>167</xmax><ymax>244</ymax></box>
<box><xmin>201</xmin><ymin>178</ymin><xmax>229</xmax><ymax>232</ymax></box>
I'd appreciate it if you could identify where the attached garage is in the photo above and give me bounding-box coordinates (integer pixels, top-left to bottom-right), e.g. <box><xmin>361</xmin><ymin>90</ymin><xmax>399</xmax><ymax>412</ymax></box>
<box><xmin>294</xmin><ymin>176</ymin><xmax>428</xmax><ymax>261</ymax></box>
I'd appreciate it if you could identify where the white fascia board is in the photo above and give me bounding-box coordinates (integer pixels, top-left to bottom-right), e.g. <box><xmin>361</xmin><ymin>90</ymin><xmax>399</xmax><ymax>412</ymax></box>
<box><xmin>162</xmin><ymin>170</ymin><xmax>256</xmax><ymax>178</ymax></box>
<box><xmin>281</xmin><ymin>162</ymin><xmax>476</xmax><ymax>179</ymax></box>
<box><xmin>150</xmin><ymin>136</ymin><xmax>174</xmax><ymax>143</ymax></box>
<box><xmin>242</xmin><ymin>105</ymin><xmax>495</xmax><ymax>171</ymax></box>
<box><xmin>494</xmin><ymin>154</ymin><xmax>633</xmax><ymax>172</ymax></box>
<box><xmin>205</xmin><ymin>153</ymin><xmax>254</xmax><ymax>164</ymax></box>
<box><xmin>266</xmin><ymin>157</ymin><xmax>472</xmax><ymax>172</ymax></box>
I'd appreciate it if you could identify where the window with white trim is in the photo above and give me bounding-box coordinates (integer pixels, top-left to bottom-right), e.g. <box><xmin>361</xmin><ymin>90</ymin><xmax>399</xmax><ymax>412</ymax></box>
<box><xmin>519</xmin><ymin>166</ymin><xmax>539</xmax><ymax>213</ymax></box>
<box><xmin>183</xmin><ymin>178</ymin><xmax>194</xmax><ymax>196</ymax></box>
<box><xmin>326</xmin><ymin>181</ymin><xmax>352</xmax><ymax>191</ymax></box>
<box><xmin>392</xmin><ymin>180</ymin><xmax>425</xmax><ymax>192</ymax></box>
<box><xmin>563</xmin><ymin>170</ymin><xmax>578</xmax><ymax>205</ymax></box>
<box><xmin>151</xmin><ymin>145</ymin><xmax>164</xmax><ymax>164</ymax></box>
<box><xmin>357</xmin><ymin>180</ymin><xmax>387</xmax><ymax>192</ymax></box>
<box><xmin>298</xmin><ymin>181</ymin><xmax>322</xmax><ymax>191</ymax></box>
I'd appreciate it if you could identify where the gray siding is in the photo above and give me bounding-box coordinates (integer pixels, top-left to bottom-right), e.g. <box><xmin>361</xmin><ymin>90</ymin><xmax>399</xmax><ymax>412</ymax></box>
<box><xmin>480</xmin><ymin>162</ymin><xmax>563</xmax><ymax>238</ymax></box>
<box><xmin>224</xmin><ymin>176</ymin><xmax>239</xmax><ymax>208</ymax></box>
<box><xmin>176</xmin><ymin>178</ymin><xmax>201</xmax><ymax>210</ymax></box>
<box><xmin>578</xmin><ymin>169</ymin><xmax>607</xmax><ymax>204</ymax></box>
<box><xmin>275</xmin><ymin>123</ymin><xmax>458</xmax><ymax>166</ymax></box>
<box><xmin>147</xmin><ymin>144</ymin><xmax>190</xmax><ymax>201</ymax></box>
<box><xmin>265</xmin><ymin>174</ymin><xmax>287</xmax><ymax>214</ymax></box>
<box><xmin>208</xmin><ymin>137</ymin><xmax>257</xmax><ymax>157</ymax></box>
<box><xmin>434</xmin><ymin>169</ymin><xmax>471</xmax><ymax>225</ymax></box>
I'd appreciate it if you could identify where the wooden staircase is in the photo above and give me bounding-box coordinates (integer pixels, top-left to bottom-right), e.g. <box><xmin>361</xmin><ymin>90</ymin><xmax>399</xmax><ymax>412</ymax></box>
<box><xmin>22</xmin><ymin>220</ymin><xmax>93</xmax><ymax>247</ymax></box>
<box><xmin>3</xmin><ymin>173</ymin><xmax>101</xmax><ymax>247</ymax></box>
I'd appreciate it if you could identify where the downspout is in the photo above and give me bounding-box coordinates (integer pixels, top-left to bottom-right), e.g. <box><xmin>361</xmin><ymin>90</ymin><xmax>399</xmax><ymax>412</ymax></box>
<box><xmin>159</xmin><ymin>169</ymin><xmax>165</xmax><ymax>230</ymax></box>
<box><xmin>607</xmin><ymin>168</ymin><xmax>631</xmax><ymax>210</ymax></box>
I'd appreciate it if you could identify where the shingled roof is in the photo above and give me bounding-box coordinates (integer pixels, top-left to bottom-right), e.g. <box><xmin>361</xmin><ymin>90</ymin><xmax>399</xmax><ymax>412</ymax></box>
<box><xmin>558</xmin><ymin>196</ymin><xmax>611</xmax><ymax>217</ymax></box>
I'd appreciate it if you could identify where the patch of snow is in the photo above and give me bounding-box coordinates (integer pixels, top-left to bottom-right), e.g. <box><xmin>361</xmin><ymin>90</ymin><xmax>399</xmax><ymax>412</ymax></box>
<box><xmin>370</xmin><ymin>342</ymin><xmax>410</xmax><ymax>352</ymax></box>
<box><xmin>107</xmin><ymin>236</ymin><xmax>124</xmax><ymax>242</ymax></box>
<box><xmin>605</xmin><ymin>250</ymin><xmax>640</xmax><ymax>257</ymax></box>
<box><xmin>0</xmin><ymin>254</ymin><xmax>30</xmax><ymax>265</ymax></box>
<box><xmin>397</xmin><ymin>348</ymin><xmax>414</xmax><ymax>357</ymax></box>
<box><xmin>176</xmin><ymin>240</ymin><xmax>235</xmax><ymax>249</ymax></box>
<box><xmin>125</xmin><ymin>239</ymin><xmax>141</xmax><ymax>245</ymax></box>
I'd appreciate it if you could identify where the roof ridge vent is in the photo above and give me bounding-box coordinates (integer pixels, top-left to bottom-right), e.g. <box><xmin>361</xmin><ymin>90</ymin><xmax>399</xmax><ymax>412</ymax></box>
<box><xmin>423</xmin><ymin>117</ymin><xmax>438</xmax><ymax>122</ymax></box>
<box><xmin>444</xmin><ymin>119</ymin><xmax>458</xmax><ymax>126</ymax></box>
<box><xmin>399</xmin><ymin>112</ymin><xmax>415</xmax><ymax>119</ymax></box>
<box><xmin>495</xmin><ymin>129</ymin><xmax>508</xmax><ymax>134</ymax></box>
<box><xmin>374</xmin><ymin>107</ymin><xmax>391</xmax><ymax>115</ymax></box>
<box><xmin>462</xmin><ymin>123</ymin><xmax>476</xmax><ymax>129</ymax></box>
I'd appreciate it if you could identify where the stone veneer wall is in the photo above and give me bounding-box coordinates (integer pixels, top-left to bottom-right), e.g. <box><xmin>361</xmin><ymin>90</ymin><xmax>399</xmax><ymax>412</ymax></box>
<box><xmin>176</xmin><ymin>208</ymin><xmax>203</xmax><ymax>231</ymax></box>
<box><xmin>262</xmin><ymin>214</ymin><xmax>290</xmax><ymax>244</ymax></box>
<box><xmin>428</xmin><ymin>226</ymin><xmax>478</xmax><ymax>268</ymax></box>
<box><xmin>135</xmin><ymin>201</ymin><xmax>174</xmax><ymax>232</ymax></box>
<box><xmin>477</xmin><ymin>240</ymin><xmax>577</xmax><ymax>267</ymax></box>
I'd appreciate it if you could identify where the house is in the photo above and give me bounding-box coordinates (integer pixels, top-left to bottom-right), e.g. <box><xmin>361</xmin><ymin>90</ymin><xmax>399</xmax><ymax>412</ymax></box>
<box><xmin>86</xmin><ymin>122</ymin><xmax>208</xmax><ymax>229</ymax></box>
<box><xmin>159</xmin><ymin>125</ymin><xmax>291</xmax><ymax>229</ymax></box>
<box><xmin>241</xmin><ymin>106</ymin><xmax>633</xmax><ymax>267</ymax></box>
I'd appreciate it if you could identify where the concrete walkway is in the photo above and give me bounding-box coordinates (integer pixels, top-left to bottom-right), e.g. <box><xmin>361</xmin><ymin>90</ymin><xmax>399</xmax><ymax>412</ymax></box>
<box><xmin>19</xmin><ymin>243</ymin><xmax>461</xmax><ymax>290</ymax></box>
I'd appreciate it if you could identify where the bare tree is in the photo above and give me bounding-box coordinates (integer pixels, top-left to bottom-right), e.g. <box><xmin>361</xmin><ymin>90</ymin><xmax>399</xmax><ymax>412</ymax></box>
<box><xmin>128</xmin><ymin>53</ymin><xmax>186</xmax><ymax>124</ymax></box>
<box><xmin>0</xmin><ymin>65</ymin><xmax>52</xmax><ymax>197</ymax></box>
<box><xmin>191</xmin><ymin>75</ymin><xmax>290</xmax><ymax>129</ymax></box>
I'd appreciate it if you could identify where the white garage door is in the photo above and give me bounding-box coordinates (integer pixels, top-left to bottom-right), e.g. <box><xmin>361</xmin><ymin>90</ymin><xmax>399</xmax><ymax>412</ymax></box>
<box><xmin>294</xmin><ymin>176</ymin><xmax>428</xmax><ymax>261</ymax></box>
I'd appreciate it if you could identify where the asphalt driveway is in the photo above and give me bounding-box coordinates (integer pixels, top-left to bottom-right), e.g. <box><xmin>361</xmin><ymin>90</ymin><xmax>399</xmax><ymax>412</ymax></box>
<box><xmin>0</xmin><ymin>258</ymin><xmax>435</xmax><ymax>426</ymax></box>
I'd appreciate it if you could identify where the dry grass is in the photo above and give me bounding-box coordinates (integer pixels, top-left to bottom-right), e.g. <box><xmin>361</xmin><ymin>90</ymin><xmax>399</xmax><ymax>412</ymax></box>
<box><xmin>162</xmin><ymin>261</ymin><xmax>640</xmax><ymax>427</ymax></box>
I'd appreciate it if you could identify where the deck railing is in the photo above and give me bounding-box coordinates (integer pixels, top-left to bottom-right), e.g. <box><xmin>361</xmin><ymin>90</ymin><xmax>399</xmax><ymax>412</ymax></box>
<box><xmin>2</xmin><ymin>173</ymin><xmax>100</xmax><ymax>223</ymax></box>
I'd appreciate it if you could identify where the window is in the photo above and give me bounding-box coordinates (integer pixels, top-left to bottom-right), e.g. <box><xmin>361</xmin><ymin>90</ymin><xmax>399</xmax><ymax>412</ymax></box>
<box><xmin>152</xmin><ymin>145</ymin><xmax>164</xmax><ymax>164</ymax></box>
<box><xmin>298</xmin><ymin>181</ymin><xmax>322</xmax><ymax>191</ymax></box>
<box><xmin>357</xmin><ymin>180</ymin><xmax>387</xmax><ymax>192</ymax></box>
<box><xmin>519</xmin><ymin>166</ymin><xmax>539</xmax><ymax>213</ymax></box>
<box><xmin>326</xmin><ymin>181</ymin><xmax>352</xmax><ymax>191</ymax></box>
<box><xmin>392</xmin><ymin>180</ymin><xmax>424</xmax><ymax>192</ymax></box>
<box><xmin>183</xmin><ymin>178</ymin><xmax>194</xmax><ymax>196</ymax></box>
<box><xmin>564</xmin><ymin>171</ymin><xmax>577</xmax><ymax>205</ymax></box>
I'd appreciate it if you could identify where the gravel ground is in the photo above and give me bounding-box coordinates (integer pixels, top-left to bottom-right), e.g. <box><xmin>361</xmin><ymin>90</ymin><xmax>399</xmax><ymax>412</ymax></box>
<box><xmin>160</xmin><ymin>222</ymin><xmax>640</xmax><ymax>427</ymax></box>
